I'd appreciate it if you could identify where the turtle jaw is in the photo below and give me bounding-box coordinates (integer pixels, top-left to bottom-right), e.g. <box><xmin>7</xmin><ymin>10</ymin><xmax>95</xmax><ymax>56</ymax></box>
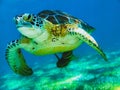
<box><xmin>14</xmin><ymin>16</ymin><xmax>42</xmax><ymax>39</ymax></box>
<box><xmin>14</xmin><ymin>14</ymin><xmax>38</xmax><ymax>38</ymax></box>
<box><xmin>17</xmin><ymin>26</ymin><xmax>42</xmax><ymax>39</ymax></box>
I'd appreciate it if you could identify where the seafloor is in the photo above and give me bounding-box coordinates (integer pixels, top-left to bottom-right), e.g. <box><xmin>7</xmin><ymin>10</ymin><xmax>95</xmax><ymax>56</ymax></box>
<box><xmin>0</xmin><ymin>49</ymin><xmax>120</xmax><ymax>90</ymax></box>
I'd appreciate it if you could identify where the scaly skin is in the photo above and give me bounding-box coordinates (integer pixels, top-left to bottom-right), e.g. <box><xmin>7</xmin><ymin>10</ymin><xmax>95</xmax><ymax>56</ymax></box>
<box><xmin>72</xmin><ymin>26</ymin><xmax>107</xmax><ymax>61</ymax></box>
<box><xmin>5</xmin><ymin>39</ymin><xmax>33</xmax><ymax>76</ymax></box>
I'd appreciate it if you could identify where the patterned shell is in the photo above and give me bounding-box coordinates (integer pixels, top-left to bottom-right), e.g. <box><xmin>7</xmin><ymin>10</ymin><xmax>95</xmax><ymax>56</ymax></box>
<box><xmin>37</xmin><ymin>10</ymin><xmax>95</xmax><ymax>33</ymax></box>
<box><xmin>37</xmin><ymin>10</ymin><xmax>79</xmax><ymax>24</ymax></box>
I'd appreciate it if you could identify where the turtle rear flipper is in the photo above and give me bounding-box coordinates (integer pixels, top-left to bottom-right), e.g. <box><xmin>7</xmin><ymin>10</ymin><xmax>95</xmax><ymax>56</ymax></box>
<box><xmin>56</xmin><ymin>51</ymin><xmax>73</xmax><ymax>68</ymax></box>
<box><xmin>5</xmin><ymin>40</ymin><xmax>33</xmax><ymax>76</ymax></box>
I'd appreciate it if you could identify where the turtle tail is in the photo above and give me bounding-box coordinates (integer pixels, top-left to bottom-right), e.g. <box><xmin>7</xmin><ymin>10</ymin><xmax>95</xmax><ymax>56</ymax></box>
<box><xmin>75</xmin><ymin>28</ymin><xmax>108</xmax><ymax>61</ymax></box>
<box><xmin>5</xmin><ymin>40</ymin><xmax>33</xmax><ymax>76</ymax></box>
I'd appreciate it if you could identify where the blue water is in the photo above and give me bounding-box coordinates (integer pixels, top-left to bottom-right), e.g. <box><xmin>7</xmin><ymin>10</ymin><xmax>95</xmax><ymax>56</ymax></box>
<box><xmin>0</xmin><ymin>0</ymin><xmax>120</xmax><ymax>89</ymax></box>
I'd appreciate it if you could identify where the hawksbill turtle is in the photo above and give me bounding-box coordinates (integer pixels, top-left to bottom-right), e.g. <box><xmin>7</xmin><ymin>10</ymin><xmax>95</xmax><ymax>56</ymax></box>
<box><xmin>5</xmin><ymin>10</ymin><xmax>107</xmax><ymax>76</ymax></box>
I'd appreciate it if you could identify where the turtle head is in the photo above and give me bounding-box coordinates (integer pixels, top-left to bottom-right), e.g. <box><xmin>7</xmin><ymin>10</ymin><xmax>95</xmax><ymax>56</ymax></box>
<box><xmin>14</xmin><ymin>13</ymin><xmax>44</xmax><ymax>38</ymax></box>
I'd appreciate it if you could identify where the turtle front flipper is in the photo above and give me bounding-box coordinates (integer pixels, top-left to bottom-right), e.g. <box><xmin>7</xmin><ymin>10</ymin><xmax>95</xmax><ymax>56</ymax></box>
<box><xmin>55</xmin><ymin>51</ymin><xmax>73</xmax><ymax>68</ymax></box>
<box><xmin>73</xmin><ymin>28</ymin><xmax>107</xmax><ymax>61</ymax></box>
<box><xmin>5</xmin><ymin>40</ymin><xmax>33</xmax><ymax>76</ymax></box>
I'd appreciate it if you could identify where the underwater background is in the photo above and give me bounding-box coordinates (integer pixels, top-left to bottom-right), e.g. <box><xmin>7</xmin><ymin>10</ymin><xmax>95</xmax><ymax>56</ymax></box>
<box><xmin>0</xmin><ymin>0</ymin><xmax>120</xmax><ymax>90</ymax></box>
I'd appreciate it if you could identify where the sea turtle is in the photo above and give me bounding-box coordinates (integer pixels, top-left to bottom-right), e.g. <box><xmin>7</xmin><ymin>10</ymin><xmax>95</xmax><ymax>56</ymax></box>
<box><xmin>5</xmin><ymin>10</ymin><xmax>107</xmax><ymax>76</ymax></box>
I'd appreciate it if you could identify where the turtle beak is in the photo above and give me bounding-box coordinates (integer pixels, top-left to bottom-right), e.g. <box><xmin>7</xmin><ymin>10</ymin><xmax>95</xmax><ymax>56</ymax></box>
<box><xmin>14</xmin><ymin>15</ymin><xmax>23</xmax><ymax>25</ymax></box>
<box><xmin>13</xmin><ymin>16</ymin><xmax>18</xmax><ymax>24</ymax></box>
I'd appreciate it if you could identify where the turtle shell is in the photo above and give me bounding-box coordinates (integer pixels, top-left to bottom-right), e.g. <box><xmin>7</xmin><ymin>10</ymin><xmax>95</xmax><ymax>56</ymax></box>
<box><xmin>37</xmin><ymin>10</ymin><xmax>79</xmax><ymax>24</ymax></box>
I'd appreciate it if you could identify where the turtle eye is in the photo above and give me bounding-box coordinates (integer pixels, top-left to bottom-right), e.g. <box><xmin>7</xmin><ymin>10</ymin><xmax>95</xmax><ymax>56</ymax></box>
<box><xmin>23</xmin><ymin>14</ymin><xmax>33</xmax><ymax>22</ymax></box>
